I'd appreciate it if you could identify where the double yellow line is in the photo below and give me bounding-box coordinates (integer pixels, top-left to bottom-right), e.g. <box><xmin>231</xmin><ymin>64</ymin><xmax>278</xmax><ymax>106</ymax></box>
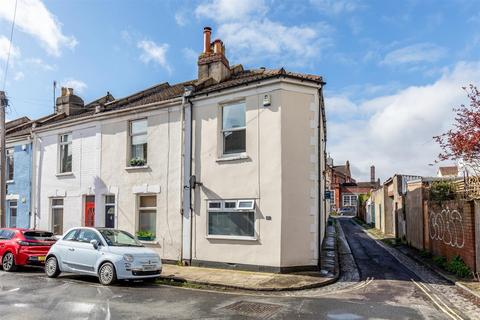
<box><xmin>411</xmin><ymin>279</ymin><xmax>463</xmax><ymax>320</ymax></box>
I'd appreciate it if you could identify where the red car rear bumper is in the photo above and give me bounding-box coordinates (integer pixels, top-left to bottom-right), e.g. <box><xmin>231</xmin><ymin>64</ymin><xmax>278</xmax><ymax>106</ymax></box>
<box><xmin>15</xmin><ymin>249</ymin><xmax>50</xmax><ymax>266</ymax></box>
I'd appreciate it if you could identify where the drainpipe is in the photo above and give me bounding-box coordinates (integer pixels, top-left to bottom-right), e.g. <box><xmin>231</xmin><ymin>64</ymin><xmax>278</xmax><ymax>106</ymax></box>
<box><xmin>318</xmin><ymin>84</ymin><xmax>327</xmax><ymax>269</ymax></box>
<box><xmin>181</xmin><ymin>86</ymin><xmax>194</xmax><ymax>265</ymax></box>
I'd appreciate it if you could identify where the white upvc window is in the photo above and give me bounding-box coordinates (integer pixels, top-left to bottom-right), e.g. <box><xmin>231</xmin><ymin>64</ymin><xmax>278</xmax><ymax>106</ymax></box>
<box><xmin>137</xmin><ymin>195</ymin><xmax>156</xmax><ymax>239</ymax></box>
<box><xmin>58</xmin><ymin>133</ymin><xmax>72</xmax><ymax>173</ymax></box>
<box><xmin>6</xmin><ymin>148</ymin><xmax>14</xmax><ymax>181</ymax></box>
<box><xmin>129</xmin><ymin>119</ymin><xmax>148</xmax><ymax>165</ymax></box>
<box><xmin>207</xmin><ymin>199</ymin><xmax>256</xmax><ymax>239</ymax></box>
<box><xmin>222</xmin><ymin>102</ymin><xmax>246</xmax><ymax>155</ymax></box>
<box><xmin>342</xmin><ymin>194</ymin><xmax>358</xmax><ymax>207</ymax></box>
<box><xmin>51</xmin><ymin>198</ymin><xmax>64</xmax><ymax>235</ymax></box>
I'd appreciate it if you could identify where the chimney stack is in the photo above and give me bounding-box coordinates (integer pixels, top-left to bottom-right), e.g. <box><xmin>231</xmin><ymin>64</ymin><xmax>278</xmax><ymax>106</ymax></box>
<box><xmin>56</xmin><ymin>87</ymin><xmax>84</xmax><ymax>116</ymax></box>
<box><xmin>370</xmin><ymin>165</ymin><xmax>376</xmax><ymax>183</ymax></box>
<box><xmin>203</xmin><ymin>27</ymin><xmax>211</xmax><ymax>54</ymax></box>
<box><xmin>198</xmin><ymin>27</ymin><xmax>231</xmax><ymax>83</ymax></box>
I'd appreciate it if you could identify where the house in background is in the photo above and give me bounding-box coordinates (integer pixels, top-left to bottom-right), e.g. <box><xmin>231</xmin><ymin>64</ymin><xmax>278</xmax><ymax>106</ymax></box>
<box><xmin>2</xmin><ymin>117</ymin><xmax>34</xmax><ymax>228</ymax></box>
<box><xmin>326</xmin><ymin>159</ymin><xmax>354</xmax><ymax>211</ymax></box>
<box><xmin>437</xmin><ymin>165</ymin><xmax>459</xmax><ymax>178</ymax></box>
<box><xmin>29</xmin><ymin>27</ymin><xmax>328</xmax><ymax>273</ymax></box>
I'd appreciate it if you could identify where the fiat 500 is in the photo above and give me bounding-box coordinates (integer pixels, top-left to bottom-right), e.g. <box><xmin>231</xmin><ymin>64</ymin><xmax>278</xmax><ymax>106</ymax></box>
<box><xmin>45</xmin><ymin>227</ymin><xmax>162</xmax><ymax>285</ymax></box>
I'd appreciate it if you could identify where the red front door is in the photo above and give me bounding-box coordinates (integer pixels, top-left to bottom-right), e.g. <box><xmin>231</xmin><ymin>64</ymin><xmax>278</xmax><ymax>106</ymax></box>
<box><xmin>85</xmin><ymin>196</ymin><xmax>95</xmax><ymax>227</ymax></box>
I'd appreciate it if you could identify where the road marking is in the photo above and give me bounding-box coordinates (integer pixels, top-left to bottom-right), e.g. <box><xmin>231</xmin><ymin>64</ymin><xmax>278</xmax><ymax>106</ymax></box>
<box><xmin>411</xmin><ymin>279</ymin><xmax>463</xmax><ymax>320</ymax></box>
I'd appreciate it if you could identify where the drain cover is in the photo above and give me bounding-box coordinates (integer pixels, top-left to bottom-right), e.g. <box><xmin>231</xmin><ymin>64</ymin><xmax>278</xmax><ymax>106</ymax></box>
<box><xmin>223</xmin><ymin>300</ymin><xmax>282</xmax><ymax>318</ymax></box>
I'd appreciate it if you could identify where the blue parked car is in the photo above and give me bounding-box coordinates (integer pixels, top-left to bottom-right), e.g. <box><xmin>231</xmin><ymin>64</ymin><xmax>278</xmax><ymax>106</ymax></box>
<box><xmin>44</xmin><ymin>227</ymin><xmax>162</xmax><ymax>285</ymax></box>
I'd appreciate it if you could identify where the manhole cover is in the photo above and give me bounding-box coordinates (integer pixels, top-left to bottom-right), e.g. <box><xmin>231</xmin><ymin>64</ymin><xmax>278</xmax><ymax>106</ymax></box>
<box><xmin>223</xmin><ymin>300</ymin><xmax>282</xmax><ymax>318</ymax></box>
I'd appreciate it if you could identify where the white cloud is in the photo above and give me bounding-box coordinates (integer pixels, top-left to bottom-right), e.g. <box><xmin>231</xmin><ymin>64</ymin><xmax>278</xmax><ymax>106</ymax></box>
<box><xmin>327</xmin><ymin>61</ymin><xmax>480</xmax><ymax>182</ymax></box>
<box><xmin>0</xmin><ymin>35</ymin><xmax>20</xmax><ymax>62</ymax></box>
<box><xmin>25</xmin><ymin>57</ymin><xmax>55</xmax><ymax>71</ymax></box>
<box><xmin>62</xmin><ymin>78</ymin><xmax>87</xmax><ymax>94</ymax></box>
<box><xmin>310</xmin><ymin>0</ymin><xmax>359</xmax><ymax>14</ymax></box>
<box><xmin>175</xmin><ymin>11</ymin><xmax>187</xmax><ymax>26</ymax></box>
<box><xmin>195</xmin><ymin>0</ymin><xmax>268</xmax><ymax>22</ymax></box>
<box><xmin>182</xmin><ymin>47</ymin><xmax>198</xmax><ymax>61</ymax></box>
<box><xmin>137</xmin><ymin>40</ymin><xmax>171</xmax><ymax>72</ymax></box>
<box><xmin>0</xmin><ymin>0</ymin><xmax>77</xmax><ymax>56</ymax></box>
<box><xmin>196</xmin><ymin>0</ymin><xmax>332</xmax><ymax>65</ymax></box>
<box><xmin>13</xmin><ymin>71</ymin><xmax>24</xmax><ymax>80</ymax></box>
<box><xmin>381</xmin><ymin>43</ymin><xmax>446</xmax><ymax>66</ymax></box>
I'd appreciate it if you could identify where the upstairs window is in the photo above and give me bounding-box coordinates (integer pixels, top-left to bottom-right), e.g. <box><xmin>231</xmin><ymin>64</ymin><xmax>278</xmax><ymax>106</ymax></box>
<box><xmin>129</xmin><ymin>119</ymin><xmax>148</xmax><ymax>164</ymax></box>
<box><xmin>222</xmin><ymin>102</ymin><xmax>246</xmax><ymax>154</ymax></box>
<box><xmin>342</xmin><ymin>194</ymin><xmax>358</xmax><ymax>207</ymax></box>
<box><xmin>6</xmin><ymin>148</ymin><xmax>14</xmax><ymax>181</ymax></box>
<box><xmin>59</xmin><ymin>133</ymin><xmax>72</xmax><ymax>173</ymax></box>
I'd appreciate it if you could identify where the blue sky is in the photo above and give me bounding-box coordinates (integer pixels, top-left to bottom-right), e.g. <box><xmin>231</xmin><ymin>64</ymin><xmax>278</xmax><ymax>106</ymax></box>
<box><xmin>1</xmin><ymin>0</ymin><xmax>480</xmax><ymax>180</ymax></box>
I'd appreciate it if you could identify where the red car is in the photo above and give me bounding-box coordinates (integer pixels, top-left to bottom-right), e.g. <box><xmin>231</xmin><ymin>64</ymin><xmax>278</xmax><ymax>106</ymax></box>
<box><xmin>0</xmin><ymin>228</ymin><xmax>56</xmax><ymax>272</ymax></box>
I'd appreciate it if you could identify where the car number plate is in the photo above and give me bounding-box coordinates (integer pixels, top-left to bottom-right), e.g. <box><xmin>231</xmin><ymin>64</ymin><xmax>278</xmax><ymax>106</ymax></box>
<box><xmin>38</xmin><ymin>256</ymin><xmax>45</xmax><ymax>262</ymax></box>
<box><xmin>143</xmin><ymin>265</ymin><xmax>156</xmax><ymax>271</ymax></box>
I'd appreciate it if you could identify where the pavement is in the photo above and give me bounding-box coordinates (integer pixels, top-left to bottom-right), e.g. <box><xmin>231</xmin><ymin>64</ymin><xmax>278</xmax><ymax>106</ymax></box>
<box><xmin>0</xmin><ymin>216</ymin><xmax>478</xmax><ymax>319</ymax></box>
<box><xmin>159</xmin><ymin>221</ymin><xmax>338</xmax><ymax>291</ymax></box>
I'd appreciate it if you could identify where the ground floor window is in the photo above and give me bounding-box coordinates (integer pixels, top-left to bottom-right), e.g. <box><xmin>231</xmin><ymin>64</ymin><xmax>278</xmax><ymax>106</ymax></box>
<box><xmin>51</xmin><ymin>198</ymin><xmax>64</xmax><ymax>235</ymax></box>
<box><xmin>207</xmin><ymin>200</ymin><xmax>255</xmax><ymax>238</ymax></box>
<box><xmin>8</xmin><ymin>200</ymin><xmax>17</xmax><ymax>228</ymax></box>
<box><xmin>137</xmin><ymin>195</ymin><xmax>156</xmax><ymax>239</ymax></box>
<box><xmin>342</xmin><ymin>194</ymin><xmax>358</xmax><ymax>207</ymax></box>
<box><xmin>105</xmin><ymin>195</ymin><xmax>115</xmax><ymax>228</ymax></box>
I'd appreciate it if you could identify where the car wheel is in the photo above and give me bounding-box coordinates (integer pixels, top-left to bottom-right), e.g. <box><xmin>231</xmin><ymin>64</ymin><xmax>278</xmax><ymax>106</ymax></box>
<box><xmin>2</xmin><ymin>252</ymin><xmax>17</xmax><ymax>272</ymax></box>
<box><xmin>45</xmin><ymin>256</ymin><xmax>61</xmax><ymax>278</ymax></box>
<box><xmin>99</xmin><ymin>262</ymin><xmax>117</xmax><ymax>286</ymax></box>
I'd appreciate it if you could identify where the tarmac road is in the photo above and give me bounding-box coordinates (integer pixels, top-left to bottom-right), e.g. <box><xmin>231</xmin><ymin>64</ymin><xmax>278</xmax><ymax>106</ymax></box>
<box><xmin>0</xmin><ymin>218</ymin><xmax>467</xmax><ymax>319</ymax></box>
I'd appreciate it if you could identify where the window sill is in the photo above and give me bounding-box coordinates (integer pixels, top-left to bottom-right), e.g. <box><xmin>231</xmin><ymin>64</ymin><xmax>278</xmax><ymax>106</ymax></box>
<box><xmin>125</xmin><ymin>165</ymin><xmax>150</xmax><ymax>171</ymax></box>
<box><xmin>6</xmin><ymin>180</ymin><xmax>14</xmax><ymax>184</ymax></box>
<box><xmin>216</xmin><ymin>153</ymin><xmax>249</xmax><ymax>162</ymax></box>
<box><xmin>206</xmin><ymin>235</ymin><xmax>257</xmax><ymax>241</ymax></box>
<box><xmin>56</xmin><ymin>172</ymin><xmax>74</xmax><ymax>177</ymax></box>
<box><xmin>139</xmin><ymin>240</ymin><xmax>160</xmax><ymax>245</ymax></box>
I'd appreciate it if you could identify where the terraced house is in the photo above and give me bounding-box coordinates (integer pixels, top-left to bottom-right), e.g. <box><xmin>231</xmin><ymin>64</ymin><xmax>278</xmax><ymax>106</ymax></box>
<box><xmin>28</xmin><ymin>27</ymin><xmax>328</xmax><ymax>272</ymax></box>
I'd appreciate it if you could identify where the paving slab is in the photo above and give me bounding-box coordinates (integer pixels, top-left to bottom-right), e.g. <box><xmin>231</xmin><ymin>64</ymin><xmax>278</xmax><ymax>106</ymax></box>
<box><xmin>159</xmin><ymin>264</ymin><xmax>336</xmax><ymax>291</ymax></box>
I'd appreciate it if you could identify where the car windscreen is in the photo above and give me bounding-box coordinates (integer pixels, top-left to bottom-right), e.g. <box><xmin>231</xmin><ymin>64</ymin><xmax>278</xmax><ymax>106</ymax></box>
<box><xmin>23</xmin><ymin>231</ymin><xmax>56</xmax><ymax>241</ymax></box>
<box><xmin>98</xmin><ymin>229</ymin><xmax>144</xmax><ymax>247</ymax></box>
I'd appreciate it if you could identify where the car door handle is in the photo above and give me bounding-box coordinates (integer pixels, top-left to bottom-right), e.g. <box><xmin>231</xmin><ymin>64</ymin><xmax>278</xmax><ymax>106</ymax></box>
<box><xmin>68</xmin><ymin>248</ymin><xmax>75</xmax><ymax>251</ymax></box>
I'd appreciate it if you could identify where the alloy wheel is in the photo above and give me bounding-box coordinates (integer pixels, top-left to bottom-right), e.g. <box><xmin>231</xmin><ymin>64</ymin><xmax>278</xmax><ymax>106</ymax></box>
<box><xmin>99</xmin><ymin>263</ymin><xmax>115</xmax><ymax>285</ymax></box>
<box><xmin>2</xmin><ymin>253</ymin><xmax>14</xmax><ymax>271</ymax></box>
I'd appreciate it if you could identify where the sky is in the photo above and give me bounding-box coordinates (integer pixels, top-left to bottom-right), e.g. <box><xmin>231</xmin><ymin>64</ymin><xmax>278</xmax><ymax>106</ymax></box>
<box><xmin>0</xmin><ymin>0</ymin><xmax>479</xmax><ymax>181</ymax></box>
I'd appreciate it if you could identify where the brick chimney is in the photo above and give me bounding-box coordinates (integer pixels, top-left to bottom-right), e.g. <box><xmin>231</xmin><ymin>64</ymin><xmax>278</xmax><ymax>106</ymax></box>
<box><xmin>56</xmin><ymin>87</ymin><xmax>84</xmax><ymax>116</ymax></box>
<box><xmin>370</xmin><ymin>165</ymin><xmax>376</xmax><ymax>183</ymax></box>
<box><xmin>197</xmin><ymin>27</ymin><xmax>231</xmax><ymax>83</ymax></box>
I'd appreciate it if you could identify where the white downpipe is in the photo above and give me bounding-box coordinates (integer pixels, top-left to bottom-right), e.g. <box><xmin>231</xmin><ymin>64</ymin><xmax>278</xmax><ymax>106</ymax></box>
<box><xmin>181</xmin><ymin>88</ymin><xmax>193</xmax><ymax>263</ymax></box>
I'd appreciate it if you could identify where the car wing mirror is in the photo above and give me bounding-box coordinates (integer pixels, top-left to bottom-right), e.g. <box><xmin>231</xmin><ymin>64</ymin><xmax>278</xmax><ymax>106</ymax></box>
<box><xmin>90</xmin><ymin>239</ymin><xmax>100</xmax><ymax>249</ymax></box>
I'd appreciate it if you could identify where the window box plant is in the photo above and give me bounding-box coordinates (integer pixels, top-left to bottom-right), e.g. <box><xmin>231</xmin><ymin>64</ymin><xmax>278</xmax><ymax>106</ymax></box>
<box><xmin>129</xmin><ymin>158</ymin><xmax>146</xmax><ymax>167</ymax></box>
<box><xmin>136</xmin><ymin>231</ymin><xmax>155</xmax><ymax>241</ymax></box>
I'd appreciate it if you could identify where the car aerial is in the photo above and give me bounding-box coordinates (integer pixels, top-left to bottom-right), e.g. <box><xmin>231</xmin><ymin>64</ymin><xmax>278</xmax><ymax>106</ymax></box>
<box><xmin>0</xmin><ymin>228</ymin><xmax>57</xmax><ymax>272</ymax></box>
<box><xmin>45</xmin><ymin>227</ymin><xmax>162</xmax><ymax>285</ymax></box>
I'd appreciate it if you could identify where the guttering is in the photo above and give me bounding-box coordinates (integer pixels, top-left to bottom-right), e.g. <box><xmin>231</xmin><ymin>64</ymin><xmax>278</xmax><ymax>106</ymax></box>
<box><xmin>32</xmin><ymin>97</ymin><xmax>183</xmax><ymax>134</ymax></box>
<box><xmin>181</xmin><ymin>86</ymin><xmax>194</xmax><ymax>265</ymax></box>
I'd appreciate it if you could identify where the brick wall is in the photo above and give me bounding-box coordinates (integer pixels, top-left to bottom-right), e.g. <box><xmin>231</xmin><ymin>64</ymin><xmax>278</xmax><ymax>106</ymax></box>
<box><xmin>426</xmin><ymin>200</ymin><xmax>477</xmax><ymax>272</ymax></box>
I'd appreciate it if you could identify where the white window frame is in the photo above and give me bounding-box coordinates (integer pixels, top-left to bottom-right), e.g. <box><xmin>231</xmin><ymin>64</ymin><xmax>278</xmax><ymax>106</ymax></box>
<box><xmin>137</xmin><ymin>194</ymin><xmax>157</xmax><ymax>236</ymax></box>
<box><xmin>105</xmin><ymin>194</ymin><xmax>116</xmax><ymax>228</ymax></box>
<box><xmin>51</xmin><ymin>198</ymin><xmax>64</xmax><ymax>235</ymax></box>
<box><xmin>129</xmin><ymin>118</ymin><xmax>148</xmax><ymax>164</ymax></box>
<box><xmin>6</xmin><ymin>148</ymin><xmax>14</xmax><ymax>182</ymax></box>
<box><xmin>342</xmin><ymin>194</ymin><xmax>358</xmax><ymax>207</ymax></box>
<box><xmin>221</xmin><ymin>102</ymin><xmax>246</xmax><ymax>155</ymax></box>
<box><xmin>8</xmin><ymin>200</ymin><xmax>17</xmax><ymax>228</ymax></box>
<box><xmin>206</xmin><ymin>199</ymin><xmax>256</xmax><ymax>240</ymax></box>
<box><xmin>58</xmin><ymin>133</ymin><xmax>72</xmax><ymax>174</ymax></box>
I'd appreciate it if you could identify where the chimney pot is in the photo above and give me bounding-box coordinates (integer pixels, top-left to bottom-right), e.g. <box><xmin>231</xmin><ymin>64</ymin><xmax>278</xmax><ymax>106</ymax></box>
<box><xmin>61</xmin><ymin>87</ymin><xmax>67</xmax><ymax>97</ymax></box>
<box><xmin>203</xmin><ymin>26</ymin><xmax>212</xmax><ymax>54</ymax></box>
<box><xmin>213</xmin><ymin>39</ymin><xmax>222</xmax><ymax>54</ymax></box>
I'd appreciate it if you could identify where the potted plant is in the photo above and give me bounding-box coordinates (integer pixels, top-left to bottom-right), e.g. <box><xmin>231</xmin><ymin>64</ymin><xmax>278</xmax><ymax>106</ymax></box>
<box><xmin>136</xmin><ymin>231</ymin><xmax>155</xmax><ymax>241</ymax></box>
<box><xmin>129</xmin><ymin>158</ymin><xmax>146</xmax><ymax>167</ymax></box>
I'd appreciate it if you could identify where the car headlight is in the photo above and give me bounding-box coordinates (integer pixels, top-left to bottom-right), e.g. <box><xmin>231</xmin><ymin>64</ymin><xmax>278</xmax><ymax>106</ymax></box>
<box><xmin>123</xmin><ymin>254</ymin><xmax>134</xmax><ymax>262</ymax></box>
